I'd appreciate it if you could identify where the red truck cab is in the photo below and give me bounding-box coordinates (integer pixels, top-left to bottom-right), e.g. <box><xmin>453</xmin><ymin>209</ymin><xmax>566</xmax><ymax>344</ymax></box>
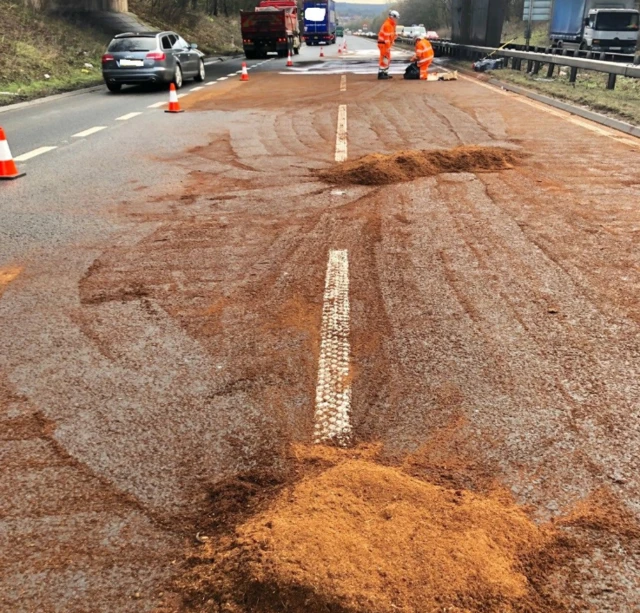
<box><xmin>241</xmin><ymin>0</ymin><xmax>302</xmax><ymax>59</ymax></box>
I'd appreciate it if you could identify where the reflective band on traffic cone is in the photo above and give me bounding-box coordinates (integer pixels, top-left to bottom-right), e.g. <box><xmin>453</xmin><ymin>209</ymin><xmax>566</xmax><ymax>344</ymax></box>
<box><xmin>286</xmin><ymin>50</ymin><xmax>293</xmax><ymax>67</ymax></box>
<box><xmin>164</xmin><ymin>83</ymin><xmax>184</xmax><ymax>114</ymax></box>
<box><xmin>0</xmin><ymin>127</ymin><xmax>25</xmax><ymax>181</ymax></box>
<box><xmin>240</xmin><ymin>62</ymin><xmax>249</xmax><ymax>81</ymax></box>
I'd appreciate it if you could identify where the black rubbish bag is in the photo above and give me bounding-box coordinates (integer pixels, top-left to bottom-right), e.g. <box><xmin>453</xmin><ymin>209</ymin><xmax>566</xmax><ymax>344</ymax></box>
<box><xmin>404</xmin><ymin>61</ymin><xmax>420</xmax><ymax>80</ymax></box>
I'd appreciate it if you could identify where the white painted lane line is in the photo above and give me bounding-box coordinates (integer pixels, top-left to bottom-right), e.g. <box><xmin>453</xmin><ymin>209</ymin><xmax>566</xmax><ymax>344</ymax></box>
<box><xmin>177</xmin><ymin>93</ymin><xmax>189</xmax><ymax>98</ymax></box>
<box><xmin>314</xmin><ymin>249</ymin><xmax>351</xmax><ymax>445</ymax></box>
<box><xmin>335</xmin><ymin>104</ymin><xmax>347</xmax><ymax>162</ymax></box>
<box><xmin>116</xmin><ymin>112</ymin><xmax>142</xmax><ymax>121</ymax></box>
<box><xmin>227</xmin><ymin>72</ymin><xmax>238</xmax><ymax>76</ymax></box>
<box><xmin>217</xmin><ymin>77</ymin><xmax>228</xmax><ymax>81</ymax></box>
<box><xmin>190</xmin><ymin>86</ymin><xmax>204</xmax><ymax>91</ymax></box>
<box><xmin>205</xmin><ymin>81</ymin><xmax>217</xmax><ymax>86</ymax></box>
<box><xmin>340</xmin><ymin>74</ymin><xmax>347</xmax><ymax>92</ymax></box>
<box><xmin>72</xmin><ymin>126</ymin><xmax>107</xmax><ymax>138</ymax></box>
<box><xmin>147</xmin><ymin>101</ymin><xmax>166</xmax><ymax>108</ymax></box>
<box><xmin>14</xmin><ymin>146</ymin><xmax>57</xmax><ymax>162</ymax></box>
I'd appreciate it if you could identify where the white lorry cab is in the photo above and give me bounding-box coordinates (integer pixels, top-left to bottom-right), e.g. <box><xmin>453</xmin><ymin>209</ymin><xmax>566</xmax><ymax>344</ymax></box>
<box><xmin>550</xmin><ymin>0</ymin><xmax>639</xmax><ymax>53</ymax></box>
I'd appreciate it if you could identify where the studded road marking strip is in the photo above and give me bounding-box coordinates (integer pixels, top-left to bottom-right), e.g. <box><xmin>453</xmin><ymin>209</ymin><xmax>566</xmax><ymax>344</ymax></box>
<box><xmin>72</xmin><ymin>126</ymin><xmax>107</xmax><ymax>138</ymax></box>
<box><xmin>335</xmin><ymin>104</ymin><xmax>347</xmax><ymax>162</ymax></box>
<box><xmin>14</xmin><ymin>146</ymin><xmax>57</xmax><ymax>162</ymax></box>
<box><xmin>116</xmin><ymin>112</ymin><xmax>142</xmax><ymax>121</ymax></box>
<box><xmin>314</xmin><ymin>249</ymin><xmax>351</xmax><ymax>445</ymax></box>
<box><xmin>340</xmin><ymin>74</ymin><xmax>347</xmax><ymax>92</ymax></box>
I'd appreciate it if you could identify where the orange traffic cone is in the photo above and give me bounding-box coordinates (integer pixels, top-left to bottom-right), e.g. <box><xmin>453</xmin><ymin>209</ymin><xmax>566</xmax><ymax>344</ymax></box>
<box><xmin>164</xmin><ymin>83</ymin><xmax>184</xmax><ymax>114</ymax></box>
<box><xmin>240</xmin><ymin>62</ymin><xmax>249</xmax><ymax>81</ymax></box>
<box><xmin>343</xmin><ymin>40</ymin><xmax>348</xmax><ymax>51</ymax></box>
<box><xmin>286</xmin><ymin>50</ymin><xmax>293</xmax><ymax>67</ymax></box>
<box><xmin>320</xmin><ymin>46</ymin><xmax>324</xmax><ymax>58</ymax></box>
<box><xmin>338</xmin><ymin>44</ymin><xmax>342</xmax><ymax>54</ymax></box>
<box><xmin>0</xmin><ymin>127</ymin><xmax>25</xmax><ymax>181</ymax></box>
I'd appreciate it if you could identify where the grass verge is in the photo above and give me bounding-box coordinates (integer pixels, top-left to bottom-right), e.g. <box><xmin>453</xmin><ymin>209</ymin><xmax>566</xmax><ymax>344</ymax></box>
<box><xmin>129</xmin><ymin>0</ymin><xmax>242</xmax><ymax>57</ymax></box>
<box><xmin>0</xmin><ymin>0</ymin><xmax>109</xmax><ymax>106</ymax></box>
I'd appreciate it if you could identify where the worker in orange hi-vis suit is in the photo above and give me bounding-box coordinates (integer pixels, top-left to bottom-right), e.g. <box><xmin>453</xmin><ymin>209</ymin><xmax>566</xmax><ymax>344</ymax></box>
<box><xmin>412</xmin><ymin>35</ymin><xmax>434</xmax><ymax>80</ymax></box>
<box><xmin>377</xmin><ymin>10</ymin><xmax>399</xmax><ymax>79</ymax></box>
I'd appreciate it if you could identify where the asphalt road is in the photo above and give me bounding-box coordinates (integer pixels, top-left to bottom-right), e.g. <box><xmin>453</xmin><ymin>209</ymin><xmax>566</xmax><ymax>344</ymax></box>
<box><xmin>2</xmin><ymin>34</ymin><xmax>640</xmax><ymax>613</ymax></box>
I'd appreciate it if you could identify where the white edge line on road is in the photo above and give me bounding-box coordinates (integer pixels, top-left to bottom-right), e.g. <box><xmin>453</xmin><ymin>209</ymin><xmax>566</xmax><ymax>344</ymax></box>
<box><xmin>147</xmin><ymin>101</ymin><xmax>166</xmax><ymax>108</ymax></box>
<box><xmin>72</xmin><ymin>126</ymin><xmax>107</xmax><ymax>138</ymax></box>
<box><xmin>177</xmin><ymin>93</ymin><xmax>189</xmax><ymax>99</ymax></box>
<box><xmin>335</xmin><ymin>104</ymin><xmax>347</xmax><ymax>162</ymax></box>
<box><xmin>205</xmin><ymin>81</ymin><xmax>217</xmax><ymax>86</ymax></box>
<box><xmin>217</xmin><ymin>77</ymin><xmax>228</xmax><ymax>81</ymax></box>
<box><xmin>190</xmin><ymin>86</ymin><xmax>204</xmax><ymax>91</ymax></box>
<box><xmin>340</xmin><ymin>74</ymin><xmax>347</xmax><ymax>92</ymax></box>
<box><xmin>14</xmin><ymin>146</ymin><xmax>57</xmax><ymax>162</ymax></box>
<box><xmin>227</xmin><ymin>72</ymin><xmax>238</xmax><ymax>76</ymax></box>
<box><xmin>314</xmin><ymin>249</ymin><xmax>352</xmax><ymax>445</ymax></box>
<box><xmin>116</xmin><ymin>112</ymin><xmax>142</xmax><ymax>121</ymax></box>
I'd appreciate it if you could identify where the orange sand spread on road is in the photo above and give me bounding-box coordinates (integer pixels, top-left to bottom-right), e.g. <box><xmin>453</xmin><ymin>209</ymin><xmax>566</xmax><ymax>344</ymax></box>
<box><xmin>319</xmin><ymin>146</ymin><xmax>521</xmax><ymax>186</ymax></box>
<box><xmin>177</xmin><ymin>445</ymin><xmax>559</xmax><ymax>612</ymax></box>
<box><xmin>0</xmin><ymin>266</ymin><xmax>22</xmax><ymax>297</ymax></box>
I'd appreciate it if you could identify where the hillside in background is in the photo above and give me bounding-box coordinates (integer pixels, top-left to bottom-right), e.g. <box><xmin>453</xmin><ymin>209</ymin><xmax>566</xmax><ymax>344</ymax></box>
<box><xmin>336</xmin><ymin>2</ymin><xmax>391</xmax><ymax>16</ymax></box>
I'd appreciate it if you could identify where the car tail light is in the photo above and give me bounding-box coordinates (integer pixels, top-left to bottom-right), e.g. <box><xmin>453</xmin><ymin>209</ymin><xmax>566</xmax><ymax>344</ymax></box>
<box><xmin>102</xmin><ymin>54</ymin><xmax>114</xmax><ymax>63</ymax></box>
<box><xmin>146</xmin><ymin>52</ymin><xmax>166</xmax><ymax>60</ymax></box>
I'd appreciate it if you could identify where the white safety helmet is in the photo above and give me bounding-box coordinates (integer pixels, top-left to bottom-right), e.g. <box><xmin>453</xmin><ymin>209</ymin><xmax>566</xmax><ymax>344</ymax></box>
<box><xmin>389</xmin><ymin>10</ymin><xmax>399</xmax><ymax>19</ymax></box>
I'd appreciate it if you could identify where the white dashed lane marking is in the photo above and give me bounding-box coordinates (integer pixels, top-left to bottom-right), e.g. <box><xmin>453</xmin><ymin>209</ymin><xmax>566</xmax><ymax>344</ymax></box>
<box><xmin>147</xmin><ymin>101</ymin><xmax>166</xmax><ymax>108</ymax></box>
<box><xmin>340</xmin><ymin>74</ymin><xmax>347</xmax><ymax>92</ymax></box>
<box><xmin>217</xmin><ymin>77</ymin><xmax>228</xmax><ymax>81</ymax></box>
<box><xmin>335</xmin><ymin>104</ymin><xmax>347</xmax><ymax>162</ymax></box>
<box><xmin>72</xmin><ymin>126</ymin><xmax>107</xmax><ymax>138</ymax></box>
<box><xmin>314</xmin><ymin>249</ymin><xmax>352</xmax><ymax>445</ymax></box>
<box><xmin>190</xmin><ymin>86</ymin><xmax>204</xmax><ymax>91</ymax></box>
<box><xmin>14</xmin><ymin>146</ymin><xmax>57</xmax><ymax>162</ymax></box>
<box><xmin>116</xmin><ymin>112</ymin><xmax>142</xmax><ymax>121</ymax></box>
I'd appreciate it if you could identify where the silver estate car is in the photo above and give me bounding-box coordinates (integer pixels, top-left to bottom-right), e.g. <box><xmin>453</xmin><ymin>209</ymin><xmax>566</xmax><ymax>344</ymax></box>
<box><xmin>101</xmin><ymin>31</ymin><xmax>205</xmax><ymax>93</ymax></box>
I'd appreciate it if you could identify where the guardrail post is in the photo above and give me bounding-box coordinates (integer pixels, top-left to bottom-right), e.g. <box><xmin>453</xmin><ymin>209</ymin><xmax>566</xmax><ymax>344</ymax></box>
<box><xmin>532</xmin><ymin>61</ymin><xmax>541</xmax><ymax>74</ymax></box>
<box><xmin>527</xmin><ymin>60</ymin><xmax>533</xmax><ymax>73</ymax></box>
<box><xmin>546</xmin><ymin>63</ymin><xmax>554</xmax><ymax>78</ymax></box>
<box><xmin>607</xmin><ymin>73</ymin><xmax>617</xmax><ymax>90</ymax></box>
<box><xmin>569</xmin><ymin>66</ymin><xmax>578</xmax><ymax>82</ymax></box>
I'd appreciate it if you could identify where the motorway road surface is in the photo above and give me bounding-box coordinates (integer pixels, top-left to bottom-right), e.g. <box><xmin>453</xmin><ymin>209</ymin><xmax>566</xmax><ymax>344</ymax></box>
<box><xmin>2</xmin><ymin>35</ymin><xmax>640</xmax><ymax>612</ymax></box>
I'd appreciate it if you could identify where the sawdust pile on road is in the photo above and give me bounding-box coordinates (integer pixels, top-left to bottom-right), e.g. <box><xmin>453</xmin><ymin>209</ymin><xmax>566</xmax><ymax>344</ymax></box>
<box><xmin>319</xmin><ymin>146</ymin><xmax>521</xmax><ymax>186</ymax></box>
<box><xmin>173</xmin><ymin>445</ymin><xmax>563</xmax><ymax>613</ymax></box>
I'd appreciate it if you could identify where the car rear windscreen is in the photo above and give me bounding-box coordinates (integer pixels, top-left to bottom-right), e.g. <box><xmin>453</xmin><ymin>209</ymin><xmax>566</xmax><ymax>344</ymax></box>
<box><xmin>108</xmin><ymin>37</ymin><xmax>157</xmax><ymax>52</ymax></box>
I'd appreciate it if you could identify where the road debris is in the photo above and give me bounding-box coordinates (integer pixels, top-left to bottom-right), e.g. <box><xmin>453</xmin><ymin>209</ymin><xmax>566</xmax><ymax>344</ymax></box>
<box><xmin>319</xmin><ymin>146</ymin><xmax>521</xmax><ymax>186</ymax></box>
<box><xmin>172</xmin><ymin>445</ymin><xmax>568</xmax><ymax>613</ymax></box>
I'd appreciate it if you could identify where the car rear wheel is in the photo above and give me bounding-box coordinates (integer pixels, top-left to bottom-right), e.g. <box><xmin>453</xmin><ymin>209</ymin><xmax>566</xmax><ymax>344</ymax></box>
<box><xmin>106</xmin><ymin>82</ymin><xmax>122</xmax><ymax>93</ymax></box>
<box><xmin>195</xmin><ymin>59</ymin><xmax>205</xmax><ymax>82</ymax></box>
<box><xmin>173</xmin><ymin>64</ymin><xmax>183</xmax><ymax>89</ymax></box>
